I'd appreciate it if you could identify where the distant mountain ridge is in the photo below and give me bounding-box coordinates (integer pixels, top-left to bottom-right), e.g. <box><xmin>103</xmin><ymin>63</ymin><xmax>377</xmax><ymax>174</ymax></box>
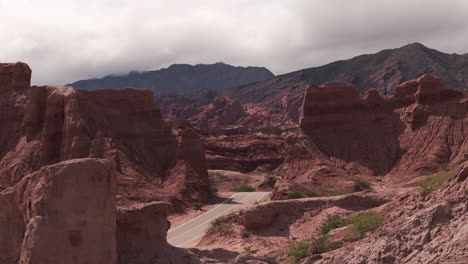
<box><xmin>67</xmin><ymin>62</ymin><xmax>274</xmax><ymax>94</ymax></box>
<box><xmin>225</xmin><ymin>43</ymin><xmax>468</xmax><ymax>103</ymax></box>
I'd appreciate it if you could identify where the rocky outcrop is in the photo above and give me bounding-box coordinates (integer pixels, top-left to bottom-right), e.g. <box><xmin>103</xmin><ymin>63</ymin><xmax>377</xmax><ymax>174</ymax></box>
<box><xmin>239</xmin><ymin>192</ymin><xmax>396</xmax><ymax>230</ymax></box>
<box><xmin>117</xmin><ymin>202</ymin><xmax>199</xmax><ymax>264</ymax></box>
<box><xmin>203</xmin><ymin>132</ymin><xmax>286</xmax><ymax>173</ymax></box>
<box><xmin>304</xmin><ymin>163</ymin><xmax>468</xmax><ymax>264</ymax></box>
<box><xmin>165</xmin><ymin>128</ymin><xmax>212</xmax><ymax>201</ymax></box>
<box><xmin>300</xmin><ymin>81</ymin><xmax>403</xmax><ymax>176</ymax></box>
<box><xmin>0</xmin><ymin>159</ymin><xmax>116</xmax><ymax>264</ymax></box>
<box><xmin>188</xmin><ymin>96</ymin><xmax>247</xmax><ymax>128</ymax></box>
<box><xmin>0</xmin><ymin>62</ymin><xmax>211</xmax><ymax>204</ymax></box>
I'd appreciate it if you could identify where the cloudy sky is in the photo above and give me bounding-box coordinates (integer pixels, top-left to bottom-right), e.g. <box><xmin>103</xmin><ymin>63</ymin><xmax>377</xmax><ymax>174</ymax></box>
<box><xmin>1</xmin><ymin>0</ymin><xmax>468</xmax><ymax>85</ymax></box>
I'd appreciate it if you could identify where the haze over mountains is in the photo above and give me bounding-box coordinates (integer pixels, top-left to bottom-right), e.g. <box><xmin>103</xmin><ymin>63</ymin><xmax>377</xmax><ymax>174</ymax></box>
<box><xmin>67</xmin><ymin>62</ymin><xmax>274</xmax><ymax>94</ymax></box>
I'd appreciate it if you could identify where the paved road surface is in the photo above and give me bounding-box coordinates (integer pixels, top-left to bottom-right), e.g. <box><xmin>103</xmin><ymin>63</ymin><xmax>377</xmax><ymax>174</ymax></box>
<box><xmin>167</xmin><ymin>192</ymin><xmax>270</xmax><ymax>248</ymax></box>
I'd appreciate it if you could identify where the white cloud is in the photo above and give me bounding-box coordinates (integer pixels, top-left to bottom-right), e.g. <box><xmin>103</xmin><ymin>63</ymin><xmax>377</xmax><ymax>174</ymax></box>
<box><xmin>0</xmin><ymin>0</ymin><xmax>467</xmax><ymax>85</ymax></box>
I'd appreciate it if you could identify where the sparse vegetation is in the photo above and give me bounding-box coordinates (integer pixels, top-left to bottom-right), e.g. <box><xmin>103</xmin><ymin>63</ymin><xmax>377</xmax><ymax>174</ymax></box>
<box><xmin>325</xmin><ymin>184</ymin><xmax>335</xmax><ymax>189</ymax></box>
<box><xmin>288</xmin><ymin>191</ymin><xmax>306</xmax><ymax>199</ymax></box>
<box><xmin>208</xmin><ymin>219</ymin><xmax>234</xmax><ymax>235</ymax></box>
<box><xmin>320</xmin><ymin>215</ymin><xmax>346</xmax><ymax>235</ymax></box>
<box><xmin>328</xmin><ymin>190</ymin><xmax>351</xmax><ymax>196</ymax></box>
<box><xmin>243</xmin><ymin>245</ymin><xmax>259</xmax><ymax>254</ymax></box>
<box><xmin>351</xmin><ymin>177</ymin><xmax>371</xmax><ymax>189</ymax></box>
<box><xmin>242</xmin><ymin>230</ymin><xmax>252</xmax><ymax>239</ymax></box>
<box><xmin>209</xmin><ymin>172</ymin><xmax>227</xmax><ymax>180</ymax></box>
<box><xmin>419</xmin><ymin>171</ymin><xmax>454</xmax><ymax>195</ymax></box>
<box><xmin>464</xmin><ymin>189</ymin><xmax>468</xmax><ymax>195</ymax></box>
<box><xmin>310</xmin><ymin>235</ymin><xmax>343</xmax><ymax>254</ymax></box>
<box><xmin>288</xmin><ymin>241</ymin><xmax>309</xmax><ymax>264</ymax></box>
<box><xmin>211</xmin><ymin>186</ymin><xmax>218</xmax><ymax>192</ymax></box>
<box><xmin>346</xmin><ymin>211</ymin><xmax>385</xmax><ymax>240</ymax></box>
<box><xmin>421</xmin><ymin>169</ymin><xmax>435</xmax><ymax>176</ymax></box>
<box><xmin>231</xmin><ymin>184</ymin><xmax>255</xmax><ymax>192</ymax></box>
<box><xmin>191</xmin><ymin>202</ymin><xmax>205</xmax><ymax>210</ymax></box>
<box><xmin>306</xmin><ymin>190</ymin><xmax>319</xmax><ymax>197</ymax></box>
<box><xmin>440</xmin><ymin>162</ymin><xmax>450</xmax><ymax>171</ymax></box>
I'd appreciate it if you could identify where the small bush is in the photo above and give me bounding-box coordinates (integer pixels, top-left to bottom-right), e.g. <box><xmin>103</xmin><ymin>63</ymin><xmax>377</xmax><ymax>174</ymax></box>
<box><xmin>419</xmin><ymin>171</ymin><xmax>454</xmax><ymax>195</ymax></box>
<box><xmin>325</xmin><ymin>184</ymin><xmax>335</xmax><ymax>189</ymax></box>
<box><xmin>192</xmin><ymin>202</ymin><xmax>205</xmax><ymax>210</ymax></box>
<box><xmin>310</xmin><ymin>235</ymin><xmax>343</xmax><ymax>254</ymax></box>
<box><xmin>231</xmin><ymin>184</ymin><xmax>255</xmax><ymax>192</ymax></box>
<box><xmin>218</xmin><ymin>223</ymin><xmax>233</xmax><ymax>234</ymax></box>
<box><xmin>288</xmin><ymin>241</ymin><xmax>309</xmax><ymax>264</ymax></box>
<box><xmin>346</xmin><ymin>211</ymin><xmax>385</xmax><ymax>240</ymax></box>
<box><xmin>351</xmin><ymin>178</ymin><xmax>371</xmax><ymax>189</ymax></box>
<box><xmin>288</xmin><ymin>191</ymin><xmax>306</xmax><ymax>199</ymax></box>
<box><xmin>211</xmin><ymin>186</ymin><xmax>218</xmax><ymax>193</ymax></box>
<box><xmin>242</xmin><ymin>230</ymin><xmax>252</xmax><ymax>239</ymax></box>
<box><xmin>208</xmin><ymin>220</ymin><xmax>234</xmax><ymax>235</ymax></box>
<box><xmin>243</xmin><ymin>245</ymin><xmax>259</xmax><ymax>254</ymax></box>
<box><xmin>320</xmin><ymin>215</ymin><xmax>346</xmax><ymax>235</ymax></box>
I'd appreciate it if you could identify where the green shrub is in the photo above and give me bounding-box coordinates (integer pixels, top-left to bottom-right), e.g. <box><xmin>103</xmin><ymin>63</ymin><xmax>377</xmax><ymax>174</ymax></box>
<box><xmin>310</xmin><ymin>235</ymin><xmax>343</xmax><ymax>254</ymax></box>
<box><xmin>243</xmin><ymin>245</ymin><xmax>259</xmax><ymax>254</ymax></box>
<box><xmin>288</xmin><ymin>191</ymin><xmax>306</xmax><ymax>199</ymax></box>
<box><xmin>218</xmin><ymin>223</ymin><xmax>233</xmax><ymax>234</ymax></box>
<box><xmin>231</xmin><ymin>184</ymin><xmax>255</xmax><ymax>192</ymax></box>
<box><xmin>346</xmin><ymin>211</ymin><xmax>385</xmax><ymax>240</ymax></box>
<box><xmin>208</xmin><ymin>220</ymin><xmax>234</xmax><ymax>235</ymax></box>
<box><xmin>320</xmin><ymin>215</ymin><xmax>346</xmax><ymax>235</ymax></box>
<box><xmin>325</xmin><ymin>184</ymin><xmax>335</xmax><ymax>189</ymax></box>
<box><xmin>351</xmin><ymin>178</ymin><xmax>371</xmax><ymax>189</ymax></box>
<box><xmin>242</xmin><ymin>230</ymin><xmax>252</xmax><ymax>239</ymax></box>
<box><xmin>419</xmin><ymin>171</ymin><xmax>454</xmax><ymax>195</ymax></box>
<box><xmin>211</xmin><ymin>186</ymin><xmax>218</xmax><ymax>192</ymax></box>
<box><xmin>288</xmin><ymin>241</ymin><xmax>309</xmax><ymax>264</ymax></box>
<box><xmin>192</xmin><ymin>202</ymin><xmax>205</xmax><ymax>210</ymax></box>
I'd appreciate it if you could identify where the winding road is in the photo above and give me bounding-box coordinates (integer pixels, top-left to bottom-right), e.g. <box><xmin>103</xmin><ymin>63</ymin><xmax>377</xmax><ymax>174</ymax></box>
<box><xmin>167</xmin><ymin>192</ymin><xmax>271</xmax><ymax>248</ymax></box>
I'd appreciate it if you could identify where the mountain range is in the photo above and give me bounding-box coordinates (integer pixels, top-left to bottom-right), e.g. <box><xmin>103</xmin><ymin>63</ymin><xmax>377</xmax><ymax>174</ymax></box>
<box><xmin>67</xmin><ymin>62</ymin><xmax>274</xmax><ymax>94</ymax></box>
<box><xmin>225</xmin><ymin>43</ymin><xmax>468</xmax><ymax>103</ymax></box>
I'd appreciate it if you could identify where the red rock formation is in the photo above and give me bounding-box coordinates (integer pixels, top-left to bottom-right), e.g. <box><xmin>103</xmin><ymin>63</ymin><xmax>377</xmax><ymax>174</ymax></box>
<box><xmin>188</xmin><ymin>96</ymin><xmax>247</xmax><ymax>127</ymax></box>
<box><xmin>0</xmin><ymin>62</ymin><xmax>211</xmax><ymax>204</ymax></box>
<box><xmin>117</xmin><ymin>202</ymin><xmax>199</xmax><ymax>264</ymax></box>
<box><xmin>0</xmin><ymin>159</ymin><xmax>116</xmax><ymax>264</ymax></box>
<box><xmin>203</xmin><ymin>132</ymin><xmax>286</xmax><ymax>172</ymax></box>
<box><xmin>165</xmin><ymin>128</ymin><xmax>212</xmax><ymax>201</ymax></box>
<box><xmin>276</xmin><ymin>74</ymin><xmax>467</xmax><ymax>197</ymax></box>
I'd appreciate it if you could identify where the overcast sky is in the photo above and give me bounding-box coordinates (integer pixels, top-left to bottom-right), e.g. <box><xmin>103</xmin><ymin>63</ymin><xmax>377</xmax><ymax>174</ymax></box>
<box><xmin>1</xmin><ymin>0</ymin><xmax>468</xmax><ymax>85</ymax></box>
